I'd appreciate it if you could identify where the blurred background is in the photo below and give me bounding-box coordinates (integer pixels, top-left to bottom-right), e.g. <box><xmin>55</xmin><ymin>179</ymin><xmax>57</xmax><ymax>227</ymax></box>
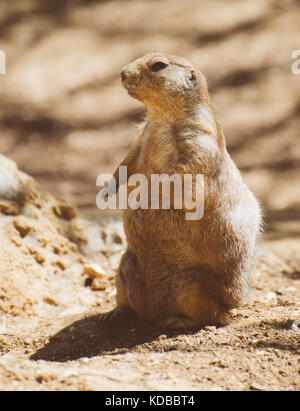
<box><xmin>0</xmin><ymin>0</ymin><xmax>299</xmax><ymax>239</ymax></box>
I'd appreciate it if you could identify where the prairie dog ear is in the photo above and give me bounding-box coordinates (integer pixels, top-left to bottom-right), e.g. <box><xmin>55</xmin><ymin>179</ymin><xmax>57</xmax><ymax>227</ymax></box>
<box><xmin>188</xmin><ymin>69</ymin><xmax>197</xmax><ymax>82</ymax></box>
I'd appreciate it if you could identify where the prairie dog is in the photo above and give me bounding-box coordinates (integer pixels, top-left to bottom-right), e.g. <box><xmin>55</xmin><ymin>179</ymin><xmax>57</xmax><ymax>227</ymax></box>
<box><xmin>110</xmin><ymin>53</ymin><xmax>261</xmax><ymax>330</ymax></box>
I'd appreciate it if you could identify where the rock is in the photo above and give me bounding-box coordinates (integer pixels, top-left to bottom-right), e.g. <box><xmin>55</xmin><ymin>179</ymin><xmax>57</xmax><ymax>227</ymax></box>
<box><xmin>0</xmin><ymin>200</ymin><xmax>20</xmax><ymax>216</ymax></box>
<box><xmin>0</xmin><ymin>155</ymin><xmax>112</xmax><ymax>317</ymax></box>
<box><xmin>84</xmin><ymin>264</ymin><xmax>106</xmax><ymax>279</ymax></box>
<box><xmin>53</xmin><ymin>203</ymin><xmax>77</xmax><ymax>221</ymax></box>
<box><xmin>91</xmin><ymin>278</ymin><xmax>109</xmax><ymax>291</ymax></box>
<box><xmin>0</xmin><ymin>156</ymin><xmax>21</xmax><ymax>200</ymax></box>
<box><xmin>13</xmin><ymin>216</ymin><xmax>32</xmax><ymax>238</ymax></box>
<box><xmin>291</xmin><ymin>320</ymin><xmax>300</xmax><ymax>334</ymax></box>
<box><xmin>204</xmin><ymin>326</ymin><xmax>217</xmax><ymax>332</ymax></box>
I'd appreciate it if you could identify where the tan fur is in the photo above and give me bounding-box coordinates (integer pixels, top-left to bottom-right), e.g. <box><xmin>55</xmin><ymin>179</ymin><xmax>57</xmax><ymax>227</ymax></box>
<box><xmin>111</xmin><ymin>52</ymin><xmax>261</xmax><ymax>329</ymax></box>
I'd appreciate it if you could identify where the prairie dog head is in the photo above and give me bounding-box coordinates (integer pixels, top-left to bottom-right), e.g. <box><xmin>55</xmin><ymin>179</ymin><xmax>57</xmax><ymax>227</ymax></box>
<box><xmin>120</xmin><ymin>53</ymin><xmax>209</xmax><ymax>120</ymax></box>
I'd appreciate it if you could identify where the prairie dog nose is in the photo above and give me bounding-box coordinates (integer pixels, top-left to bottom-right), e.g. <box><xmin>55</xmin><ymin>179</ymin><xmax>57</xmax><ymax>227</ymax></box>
<box><xmin>120</xmin><ymin>66</ymin><xmax>128</xmax><ymax>81</ymax></box>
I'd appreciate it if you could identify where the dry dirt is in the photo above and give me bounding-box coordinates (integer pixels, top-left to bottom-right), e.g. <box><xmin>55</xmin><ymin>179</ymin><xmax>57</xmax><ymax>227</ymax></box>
<box><xmin>0</xmin><ymin>0</ymin><xmax>299</xmax><ymax>391</ymax></box>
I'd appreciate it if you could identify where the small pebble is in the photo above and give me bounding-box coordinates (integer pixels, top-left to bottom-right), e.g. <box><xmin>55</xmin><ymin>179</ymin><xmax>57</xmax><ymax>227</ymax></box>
<box><xmin>84</xmin><ymin>264</ymin><xmax>106</xmax><ymax>278</ymax></box>
<box><xmin>63</xmin><ymin>369</ymin><xmax>78</xmax><ymax>378</ymax></box>
<box><xmin>291</xmin><ymin>320</ymin><xmax>300</xmax><ymax>334</ymax></box>
<box><xmin>204</xmin><ymin>326</ymin><xmax>217</xmax><ymax>332</ymax></box>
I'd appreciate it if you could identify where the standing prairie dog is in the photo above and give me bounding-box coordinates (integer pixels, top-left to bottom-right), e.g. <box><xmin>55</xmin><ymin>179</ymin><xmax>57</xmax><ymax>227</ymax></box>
<box><xmin>110</xmin><ymin>52</ymin><xmax>261</xmax><ymax>330</ymax></box>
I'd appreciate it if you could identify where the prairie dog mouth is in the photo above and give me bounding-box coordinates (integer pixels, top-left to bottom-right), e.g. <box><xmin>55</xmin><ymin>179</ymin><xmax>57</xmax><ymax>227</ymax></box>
<box><xmin>122</xmin><ymin>80</ymin><xmax>138</xmax><ymax>97</ymax></box>
<box><xmin>127</xmin><ymin>89</ymin><xmax>138</xmax><ymax>98</ymax></box>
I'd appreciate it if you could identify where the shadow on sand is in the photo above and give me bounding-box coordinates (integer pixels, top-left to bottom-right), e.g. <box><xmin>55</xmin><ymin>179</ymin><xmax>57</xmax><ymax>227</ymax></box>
<box><xmin>30</xmin><ymin>309</ymin><xmax>299</xmax><ymax>363</ymax></box>
<box><xmin>30</xmin><ymin>308</ymin><xmax>167</xmax><ymax>362</ymax></box>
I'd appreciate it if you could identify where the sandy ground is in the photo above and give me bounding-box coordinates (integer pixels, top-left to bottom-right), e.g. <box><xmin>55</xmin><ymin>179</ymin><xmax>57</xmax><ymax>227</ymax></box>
<box><xmin>0</xmin><ymin>250</ymin><xmax>299</xmax><ymax>391</ymax></box>
<box><xmin>0</xmin><ymin>0</ymin><xmax>299</xmax><ymax>391</ymax></box>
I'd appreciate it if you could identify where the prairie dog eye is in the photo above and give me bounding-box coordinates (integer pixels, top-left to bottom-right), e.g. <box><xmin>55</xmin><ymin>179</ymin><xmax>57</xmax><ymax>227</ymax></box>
<box><xmin>150</xmin><ymin>61</ymin><xmax>168</xmax><ymax>72</ymax></box>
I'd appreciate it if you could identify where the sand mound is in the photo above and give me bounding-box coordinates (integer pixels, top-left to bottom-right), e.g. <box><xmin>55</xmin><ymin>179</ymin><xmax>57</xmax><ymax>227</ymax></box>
<box><xmin>0</xmin><ymin>155</ymin><xmax>116</xmax><ymax>317</ymax></box>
